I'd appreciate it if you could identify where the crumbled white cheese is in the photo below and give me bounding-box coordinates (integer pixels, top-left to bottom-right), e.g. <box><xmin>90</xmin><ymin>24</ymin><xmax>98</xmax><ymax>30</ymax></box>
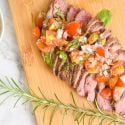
<box><xmin>100</xmin><ymin>34</ymin><xmax>104</xmax><ymax>39</ymax></box>
<box><xmin>86</xmin><ymin>47</ymin><xmax>93</xmax><ymax>54</ymax></box>
<box><xmin>69</xmin><ymin>47</ymin><xmax>74</xmax><ymax>51</ymax></box>
<box><xmin>57</xmin><ymin>29</ymin><xmax>63</xmax><ymax>39</ymax></box>
<box><xmin>106</xmin><ymin>59</ymin><xmax>112</xmax><ymax>65</ymax></box>
<box><xmin>63</xmin><ymin>31</ymin><xmax>68</xmax><ymax>40</ymax></box>
<box><xmin>59</xmin><ymin>54</ymin><xmax>63</xmax><ymax>59</ymax></box>
<box><xmin>79</xmin><ymin>51</ymin><xmax>84</xmax><ymax>55</ymax></box>
<box><xmin>91</xmin><ymin>60</ymin><xmax>97</xmax><ymax>66</ymax></box>
<box><xmin>103</xmin><ymin>70</ymin><xmax>109</xmax><ymax>76</ymax></box>
<box><xmin>81</xmin><ymin>45</ymin><xmax>86</xmax><ymax>51</ymax></box>
<box><xmin>79</xmin><ymin>36</ymin><xmax>87</xmax><ymax>43</ymax></box>
<box><xmin>102</xmin><ymin>64</ymin><xmax>109</xmax><ymax>70</ymax></box>
<box><xmin>79</xmin><ymin>56</ymin><xmax>83</xmax><ymax>61</ymax></box>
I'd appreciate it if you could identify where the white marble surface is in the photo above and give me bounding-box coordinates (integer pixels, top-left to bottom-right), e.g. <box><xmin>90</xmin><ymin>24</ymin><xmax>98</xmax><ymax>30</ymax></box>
<box><xmin>0</xmin><ymin>0</ymin><xmax>36</xmax><ymax>125</ymax></box>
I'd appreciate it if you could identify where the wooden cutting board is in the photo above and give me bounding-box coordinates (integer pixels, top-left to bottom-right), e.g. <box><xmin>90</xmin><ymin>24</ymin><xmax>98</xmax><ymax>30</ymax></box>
<box><xmin>8</xmin><ymin>0</ymin><xmax>125</xmax><ymax>125</ymax></box>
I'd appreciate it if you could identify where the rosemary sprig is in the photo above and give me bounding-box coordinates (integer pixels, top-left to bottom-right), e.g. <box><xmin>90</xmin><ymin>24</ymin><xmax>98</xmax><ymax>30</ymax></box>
<box><xmin>0</xmin><ymin>78</ymin><xmax>125</xmax><ymax>125</ymax></box>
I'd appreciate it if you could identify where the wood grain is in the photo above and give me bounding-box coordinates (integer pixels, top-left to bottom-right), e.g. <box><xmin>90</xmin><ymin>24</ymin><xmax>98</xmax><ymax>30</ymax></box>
<box><xmin>8</xmin><ymin>0</ymin><xmax>125</xmax><ymax>125</ymax></box>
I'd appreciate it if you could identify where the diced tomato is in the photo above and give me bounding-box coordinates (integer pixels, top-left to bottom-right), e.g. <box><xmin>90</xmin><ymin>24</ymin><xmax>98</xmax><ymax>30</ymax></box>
<box><xmin>49</xmin><ymin>18</ymin><xmax>57</xmax><ymax>30</ymax></box>
<box><xmin>70</xmin><ymin>50</ymin><xmax>80</xmax><ymax>63</ymax></box>
<box><xmin>116</xmin><ymin>78</ymin><xmax>125</xmax><ymax>87</ymax></box>
<box><xmin>85</xmin><ymin>61</ymin><xmax>99</xmax><ymax>73</ymax></box>
<box><xmin>64</xmin><ymin>21</ymin><xmax>81</xmax><ymax>36</ymax></box>
<box><xmin>110</xmin><ymin>62</ymin><xmax>125</xmax><ymax>76</ymax></box>
<box><xmin>88</xmin><ymin>32</ymin><xmax>99</xmax><ymax>44</ymax></box>
<box><xmin>36</xmin><ymin>37</ymin><xmax>53</xmax><ymax>52</ymax></box>
<box><xmin>95</xmin><ymin>75</ymin><xmax>109</xmax><ymax>83</ymax></box>
<box><xmin>46</xmin><ymin>30</ymin><xmax>56</xmax><ymax>45</ymax></box>
<box><xmin>53</xmin><ymin>39</ymin><xmax>68</xmax><ymax>47</ymax></box>
<box><xmin>108</xmin><ymin>76</ymin><xmax>118</xmax><ymax>89</ymax></box>
<box><xmin>100</xmin><ymin>88</ymin><xmax>112</xmax><ymax>100</ymax></box>
<box><xmin>113</xmin><ymin>87</ymin><xmax>125</xmax><ymax>101</ymax></box>
<box><xmin>95</xmin><ymin>47</ymin><xmax>105</xmax><ymax>57</ymax></box>
<box><xmin>35</xmin><ymin>16</ymin><xmax>43</xmax><ymax>28</ymax></box>
<box><xmin>32</xmin><ymin>26</ymin><xmax>41</xmax><ymax>38</ymax></box>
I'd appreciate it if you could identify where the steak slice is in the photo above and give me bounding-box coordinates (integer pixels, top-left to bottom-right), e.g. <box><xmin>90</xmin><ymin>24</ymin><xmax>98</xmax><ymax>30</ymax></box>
<box><xmin>86</xmin><ymin>18</ymin><xmax>105</xmax><ymax>34</ymax></box>
<box><xmin>52</xmin><ymin>54</ymin><xmax>59</xmax><ymax>75</ymax></box>
<box><xmin>67</xmin><ymin>6</ymin><xmax>80</xmax><ymax>22</ymax></box>
<box><xmin>115</xmin><ymin>92</ymin><xmax>125</xmax><ymax>115</ymax></box>
<box><xmin>117</xmin><ymin>50</ymin><xmax>125</xmax><ymax>62</ymax></box>
<box><xmin>47</xmin><ymin>0</ymin><xmax>69</xmax><ymax>19</ymax></box>
<box><xmin>75</xmin><ymin>10</ymin><xmax>92</xmax><ymax>26</ymax></box>
<box><xmin>72</xmin><ymin>64</ymin><xmax>83</xmax><ymax>88</ymax></box>
<box><xmin>101</xmin><ymin>29</ymin><xmax>111</xmax><ymax>39</ymax></box>
<box><xmin>77</xmin><ymin>71</ymin><xmax>89</xmax><ymax>96</ymax></box>
<box><xmin>59</xmin><ymin>59</ymin><xmax>72</xmax><ymax>84</ymax></box>
<box><xmin>97</xmin><ymin>83</ymin><xmax>112</xmax><ymax>111</ymax></box>
<box><xmin>85</xmin><ymin>74</ymin><xmax>97</xmax><ymax>102</ymax></box>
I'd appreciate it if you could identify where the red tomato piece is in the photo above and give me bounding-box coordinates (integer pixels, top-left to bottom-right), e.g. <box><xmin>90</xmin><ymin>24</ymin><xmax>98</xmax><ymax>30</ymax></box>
<box><xmin>65</xmin><ymin>21</ymin><xmax>81</xmax><ymax>36</ymax></box>
<box><xmin>100</xmin><ymin>88</ymin><xmax>112</xmax><ymax>100</ymax></box>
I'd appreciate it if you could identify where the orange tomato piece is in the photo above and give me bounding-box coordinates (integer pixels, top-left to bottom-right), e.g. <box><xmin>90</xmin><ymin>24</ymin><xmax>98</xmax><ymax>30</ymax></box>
<box><xmin>65</xmin><ymin>21</ymin><xmax>81</xmax><ymax>36</ymax></box>
<box><xmin>95</xmin><ymin>75</ymin><xmax>109</xmax><ymax>83</ymax></box>
<box><xmin>32</xmin><ymin>26</ymin><xmax>41</xmax><ymax>38</ymax></box>
<box><xmin>53</xmin><ymin>39</ymin><xmax>68</xmax><ymax>47</ymax></box>
<box><xmin>111</xmin><ymin>62</ymin><xmax>125</xmax><ymax>76</ymax></box>
<box><xmin>46</xmin><ymin>30</ymin><xmax>56</xmax><ymax>45</ymax></box>
<box><xmin>36</xmin><ymin>37</ymin><xmax>53</xmax><ymax>52</ymax></box>
<box><xmin>95</xmin><ymin>47</ymin><xmax>105</xmax><ymax>57</ymax></box>
<box><xmin>100</xmin><ymin>88</ymin><xmax>112</xmax><ymax>100</ymax></box>
<box><xmin>35</xmin><ymin>16</ymin><xmax>43</xmax><ymax>28</ymax></box>
<box><xmin>85</xmin><ymin>61</ymin><xmax>99</xmax><ymax>73</ymax></box>
<box><xmin>116</xmin><ymin>78</ymin><xmax>125</xmax><ymax>87</ymax></box>
<box><xmin>108</xmin><ymin>76</ymin><xmax>118</xmax><ymax>89</ymax></box>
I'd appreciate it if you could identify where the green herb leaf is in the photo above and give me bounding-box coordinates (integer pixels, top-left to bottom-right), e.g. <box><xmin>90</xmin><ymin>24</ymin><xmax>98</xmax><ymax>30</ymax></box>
<box><xmin>43</xmin><ymin>53</ymin><xmax>53</xmax><ymax>67</ymax></box>
<box><xmin>68</xmin><ymin>37</ymin><xmax>80</xmax><ymax>50</ymax></box>
<box><xmin>57</xmin><ymin>50</ymin><xmax>68</xmax><ymax>62</ymax></box>
<box><xmin>55</xmin><ymin>8</ymin><xmax>65</xmax><ymax>20</ymax></box>
<box><xmin>97</xmin><ymin>9</ymin><xmax>112</xmax><ymax>26</ymax></box>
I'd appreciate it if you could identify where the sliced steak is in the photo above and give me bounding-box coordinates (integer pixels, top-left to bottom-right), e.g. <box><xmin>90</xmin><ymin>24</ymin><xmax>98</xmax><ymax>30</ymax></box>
<box><xmin>86</xmin><ymin>18</ymin><xmax>104</xmax><ymax>34</ymax></box>
<box><xmin>101</xmin><ymin>29</ymin><xmax>111</xmax><ymax>39</ymax></box>
<box><xmin>75</xmin><ymin>10</ymin><xmax>92</xmax><ymax>26</ymax></box>
<box><xmin>59</xmin><ymin>59</ymin><xmax>72</xmax><ymax>85</ymax></box>
<box><xmin>97</xmin><ymin>83</ymin><xmax>112</xmax><ymax>111</ymax></box>
<box><xmin>115</xmin><ymin>92</ymin><xmax>125</xmax><ymax>115</ymax></box>
<box><xmin>117</xmin><ymin>50</ymin><xmax>125</xmax><ymax>62</ymax></box>
<box><xmin>77</xmin><ymin>71</ymin><xmax>89</xmax><ymax>96</ymax></box>
<box><xmin>52</xmin><ymin>55</ymin><xmax>59</xmax><ymax>75</ymax></box>
<box><xmin>47</xmin><ymin>0</ymin><xmax>69</xmax><ymax>19</ymax></box>
<box><xmin>57</xmin><ymin>61</ymin><xmax>65</xmax><ymax>77</ymax></box>
<box><xmin>67</xmin><ymin>6</ymin><xmax>80</xmax><ymax>22</ymax></box>
<box><xmin>72</xmin><ymin>64</ymin><xmax>83</xmax><ymax>88</ymax></box>
<box><xmin>85</xmin><ymin>74</ymin><xmax>97</xmax><ymax>102</ymax></box>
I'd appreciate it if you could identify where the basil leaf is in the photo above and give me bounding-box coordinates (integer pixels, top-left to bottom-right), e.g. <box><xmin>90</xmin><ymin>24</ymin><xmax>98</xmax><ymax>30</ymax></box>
<box><xmin>43</xmin><ymin>53</ymin><xmax>53</xmax><ymax>67</ymax></box>
<box><xmin>68</xmin><ymin>37</ymin><xmax>80</xmax><ymax>49</ymax></box>
<box><xmin>97</xmin><ymin>9</ymin><xmax>112</xmax><ymax>26</ymax></box>
<box><xmin>58</xmin><ymin>50</ymin><xmax>68</xmax><ymax>62</ymax></box>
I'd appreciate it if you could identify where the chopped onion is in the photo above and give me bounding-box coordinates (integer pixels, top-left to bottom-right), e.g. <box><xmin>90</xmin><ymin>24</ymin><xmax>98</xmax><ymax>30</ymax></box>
<box><xmin>56</xmin><ymin>29</ymin><xmax>63</xmax><ymax>39</ymax></box>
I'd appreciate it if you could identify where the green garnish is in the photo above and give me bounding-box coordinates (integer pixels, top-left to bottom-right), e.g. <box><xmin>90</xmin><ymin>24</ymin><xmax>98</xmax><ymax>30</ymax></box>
<box><xmin>57</xmin><ymin>50</ymin><xmax>68</xmax><ymax>62</ymax></box>
<box><xmin>68</xmin><ymin>37</ymin><xmax>80</xmax><ymax>50</ymax></box>
<box><xmin>97</xmin><ymin>9</ymin><xmax>112</xmax><ymax>26</ymax></box>
<box><xmin>55</xmin><ymin>8</ymin><xmax>65</xmax><ymax>20</ymax></box>
<box><xmin>43</xmin><ymin>53</ymin><xmax>53</xmax><ymax>67</ymax></box>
